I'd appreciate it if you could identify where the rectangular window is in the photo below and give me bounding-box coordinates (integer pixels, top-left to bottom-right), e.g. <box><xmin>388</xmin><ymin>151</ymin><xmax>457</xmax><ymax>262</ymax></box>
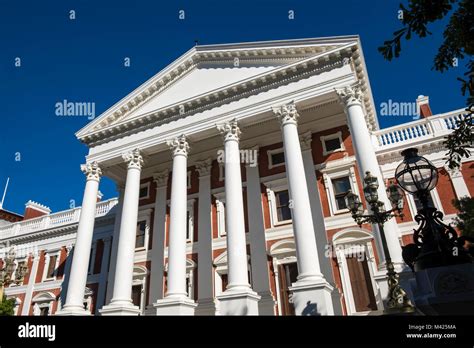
<box><xmin>186</xmin><ymin>211</ymin><xmax>191</xmax><ymax>241</ymax></box>
<box><xmin>324</xmin><ymin>137</ymin><xmax>342</xmax><ymax>152</ymax></box>
<box><xmin>135</xmin><ymin>221</ymin><xmax>147</xmax><ymax>248</ymax></box>
<box><xmin>275</xmin><ymin>190</ymin><xmax>292</xmax><ymax>222</ymax></box>
<box><xmin>46</xmin><ymin>255</ymin><xmax>58</xmax><ymax>280</ymax></box>
<box><xmin>271</xmin><ymin>151</ymin><xmax>285</xmax><ymax>166</ymax></box>
<box><xmin>332</xmin><ymin>176</ymin><xmax>351</xmax><ymax>210</ymax></box>
<box><xmin>131</xmin><ymin>285</ymin><xmax>142</xmax><ymax>307</ymax></box>
<box><xmin>414</xmin><ymin>194</ymin><xmax>435</xmax><ymax>211</ymax></box>
<box><xmin>139</xmin><ymin>184</ymin><xmax>149</xmax><ymax>199</ymax></box>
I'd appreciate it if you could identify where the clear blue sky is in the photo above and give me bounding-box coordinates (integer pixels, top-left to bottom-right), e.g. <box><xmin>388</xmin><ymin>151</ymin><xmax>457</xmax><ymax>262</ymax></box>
<box><xmin>0</xmin><ymin>0</ymin><xmax>468</xmax><ymax>215</ymax></box>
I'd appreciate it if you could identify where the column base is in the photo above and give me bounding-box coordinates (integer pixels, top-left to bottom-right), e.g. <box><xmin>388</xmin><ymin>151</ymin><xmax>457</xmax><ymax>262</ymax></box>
<box><xmin>289</xmin><ymin>278</ymin><xmax>335</xmax><ymax>316</ymax></box>
<box><xmin>257</xmin><ymin>291</ymin><xmax>276</xmax><ymax>315</ymax></box>
<box><xmin>195</xmin><ymin>298</ymin><xmax>216</xmax><ymax>316</ymax></box>
<box><xmin>55</xmin><ymin>305</ymin><xmax>92</xmax><ymax>316</ymax></box>
<box><xmin>99</xmin><ymin>302</ymin><xmax>141</xmax><ymax>316</ymax></box>
<box><xmin>154</xmin><ymin>296</ymin><xmax>197</xmax><ymax>315</ymax></box>
<box><xmin>216</xmin><ymin>287</ymin><xmax>261</xmax><ymax>315</ymax></box>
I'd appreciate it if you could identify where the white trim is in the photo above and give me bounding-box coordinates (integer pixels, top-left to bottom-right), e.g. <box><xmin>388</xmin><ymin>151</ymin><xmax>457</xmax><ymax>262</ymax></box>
<box><xmin>322</xmin><ymin>166</ymin><xmax>360</xmax><ymax>216</ymax></box>
<box><xmin>132</xmin><ymin>265</ymin><xmax>148</xmax><ymax>315</ymax></box>
<box><xmin>186</xmin><ymin>199</ymin><xmax>196</xmax><ymax>242</ymax></box>
<box><xmin>214</xmin><ymin>192</ymin><xmax>226</xmax><ymax>237</ymax></box>
<box><xmin>139</xmin><ymin>182</ymin><xmax>151</xmax><ymax>200</ymax></box>
<box><xmin>42</xmin><ymin>250</ymin><xmax>61</xmax><ymax>282</ymax></box>
<box><xmin>267</xmin><ymin>147</ymin><xmax>285</xmax><ymax>170</ymax></box>
<box><xmin>187</xmin><ymin>170</ymin><xmax>192</xmax><ymax>189</ymax></box>
<box><xmin>332</xmin><ymin>229</ymin><xmax>382</xmax><ymax>315</ymax></box>
<box><xmin>405</xmin><ymin>188</ymin><xmax>443</xmax><ymax>219</ymax></box>
<box><xmin>264</xmin><ymin>178</ymin><xmax>292</xmax><ymax>227</ymax></box>
<box><xmin>320</xmin><ymin>131</ymin><xmax>345</xmax><ymax>155</ymax></box>
<box><xmin>135</xmin><ymin>209</ymin><xmax>152</xmax><ymax>251</ymax></box>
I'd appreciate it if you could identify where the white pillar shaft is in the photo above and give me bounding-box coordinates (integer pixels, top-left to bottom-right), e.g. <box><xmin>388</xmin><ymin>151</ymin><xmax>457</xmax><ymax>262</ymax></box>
<box><xmin>281</xmin><ymin>122</ymin><xmax>322</xmax><ymax>280</ymax></box>
<box><xmin>64</xmin><ymin>178</ymin><xmax>99</xmax><ymax>309</ymax></box>
<box><xmin>345</xmin><ymin>102</ymin><xmax>403</xmax><ymax>264</ymax></box>
<box><xmin>166</xmin><ymin>153</ymin><xmax>188</xmax><ymax>297</ymax></box>
<box><xmin>197</xmin><ymin>173</ymin><xmax>214</xmax><ymax>300</ymax></box>
<box><xmin>110</xmin><ymin>166</ymin><xmax>141</xmax><ymax>304</ymax></box>
<box><xmin>224</xmin><ymin>139</ymin><xmax>250</xmax><ymax>289</ymax></box>
<box><xmin>149</xmin><ymin>179</ymin><xmax>168</xmax><ymax>303</ymax></box>
<box><xmin>96</xmin><ymin>238</ymin><xmax>112</xmax><ymax>309</ymax></box>
<box><xmin>105</xmin><ymin>190</ymin><xmax>124</xmax><ymax>304</ymax></box>
<box><xmin>246</xmin><ymin>164</ymin><xmax>271</xmax><ymax>292</ymax></box>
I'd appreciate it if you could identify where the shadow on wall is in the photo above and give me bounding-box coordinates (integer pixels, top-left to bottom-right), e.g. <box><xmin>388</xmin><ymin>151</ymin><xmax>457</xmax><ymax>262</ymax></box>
<box><xmin>301</xmin><ymin>301</ymin><xmax>320</xmax><ymax>316</ymax></box>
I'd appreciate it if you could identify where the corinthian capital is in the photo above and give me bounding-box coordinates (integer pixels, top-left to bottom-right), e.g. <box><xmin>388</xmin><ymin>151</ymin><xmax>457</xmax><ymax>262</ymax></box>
<box><xmin>335</xmin><ymin>84</ymin><xmax>364</xmax><ymax>107</ymax></box>
<box><xmin>122</xmin><ymin>148</ymin><xmax>144</xmax><ymax>170</ymax></box>
<box><xmin>272</xmin><ymin>101</ymin><xmax>299</xmax><ymax>126</ymax></box>
<box><xmin>81</xmin><ymin>161</ymin><xmax>102</xmax><ymax>181</ymax></box>
<box><xmin>195</xmin><ymin>158</ymin><xmax>212</xmax><ymax>177</ymax></box>
<box><xmin>217</xmin><ymin>119</ymin><xmax>241</xmax><ymax>142</ymax></box>
<box><xmin>153</xmin><ymin>170</ymin><xmax>169</xmax><ymax>188</ymax></box>
<box><xmin>167</xmin><ymin>134</ymin><xmax>190</xmax><ymax>157</ymax></box>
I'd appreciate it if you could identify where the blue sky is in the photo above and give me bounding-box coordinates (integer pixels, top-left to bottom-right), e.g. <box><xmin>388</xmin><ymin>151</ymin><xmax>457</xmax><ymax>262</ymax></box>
<box><xmin>0</xmin><ymin>0</ymin><xmax>468</xmax><ymax>215</ymax></box>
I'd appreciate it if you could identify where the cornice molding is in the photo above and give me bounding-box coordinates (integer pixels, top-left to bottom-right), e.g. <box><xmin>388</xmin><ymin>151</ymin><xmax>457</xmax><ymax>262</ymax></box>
<box><xmin>77</xmin><ymin>42</ymin><xmax>363</xmax><ymax>147</ymax></box>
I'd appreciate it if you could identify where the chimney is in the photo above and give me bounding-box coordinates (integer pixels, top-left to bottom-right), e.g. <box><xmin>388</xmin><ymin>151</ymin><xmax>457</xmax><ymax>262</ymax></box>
<box><xmin>24</xmin><ymin>200</ymin><xmax>51</xmax><ymax>220</ymax></box>
<box><xmin>416</xmin><ymin>95</ymin><xmax>433</xmax><ymax>118</ymax></box>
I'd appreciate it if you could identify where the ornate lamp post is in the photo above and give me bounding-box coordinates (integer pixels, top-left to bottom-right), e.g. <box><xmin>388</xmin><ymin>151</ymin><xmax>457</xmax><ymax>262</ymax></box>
<box><xmin>346</xmin><ymin>171</ymin><xmax>414</xmax><ymax>313</ymax></box>
<box><xmin>395</xmin><ymin>148</ymin><xmax>470</xmax><ymax>270</ymax></box>
<box><xmin>0</xmin><ymin>247</ymin><xmax>28</xmax><ymax>302</ymax></box>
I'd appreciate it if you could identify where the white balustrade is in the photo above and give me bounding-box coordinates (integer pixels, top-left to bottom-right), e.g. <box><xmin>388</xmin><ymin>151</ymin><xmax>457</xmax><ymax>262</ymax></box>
<box><xmin>374</xmin><ymin>109</ymin><xmax>467</xmax><ymax>150</ymax></box>
<box><xmin>0</xmin><ymin>198</ymin><xmax>118</xmax><ymax>239</ymax></box>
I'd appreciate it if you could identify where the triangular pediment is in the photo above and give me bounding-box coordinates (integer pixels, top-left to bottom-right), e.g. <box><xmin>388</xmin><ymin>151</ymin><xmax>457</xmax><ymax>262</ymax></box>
<box><xmin>77</xmin><ymin>36</ymin><xmax>372</xmax><ymax>144</ymax></box>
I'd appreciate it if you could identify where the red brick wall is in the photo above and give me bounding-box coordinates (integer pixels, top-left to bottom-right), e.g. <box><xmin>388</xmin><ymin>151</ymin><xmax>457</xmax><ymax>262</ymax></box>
<box><xmin>437</xmin><ymin>167</ymin><xmax>458</xmax><ymax>214</ymax></box>
<box><xmin>57</xmin><ymin>247</ymin><xmax>68</xmax><ymax>279</ymax></box>
<box><xmin>22</xmin><ymin>255</ymin><xmax>33</xmax><ymax>286</ymax></box>
<box><xmin>462</xmin><ymin>162</ymin><xmax>474</xmax><ymax>196</ymax></box>
<box><xmin>35</xmin><ymin>251</ymin><xmax>46</xmax><ymax>283</ymax></box>
<box><xmin>139</xmin><ymin>177</ymin><xmax>156</xmax><ymax>206</ymax></box>
<box><xmin>258</xmin><ymin>142</ymin><xmax>285</xmax><ymax>178</ymax></box>
<box><xmin>311</xmin><ymin>125</ymin><xmax>354</xmax><ymax>164</ymax></box>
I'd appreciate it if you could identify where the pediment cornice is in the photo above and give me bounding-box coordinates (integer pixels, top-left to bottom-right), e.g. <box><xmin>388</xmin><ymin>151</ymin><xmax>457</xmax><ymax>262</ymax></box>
<box><xmin>76</xmin><ymin>37</ymin><xmax>377</xmax><ymax>146</ymax></box>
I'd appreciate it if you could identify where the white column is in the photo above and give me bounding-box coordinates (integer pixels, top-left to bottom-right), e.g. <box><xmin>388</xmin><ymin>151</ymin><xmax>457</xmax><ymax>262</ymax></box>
<box><xmin>154</xmin><ymin>135</ymin><xmax>196</xmax><ymax>315</ymax></box>
<box><xmin>100</xmin><ymin>149</ymin><xmax>143</xmax><ymax>316</ymax></box>
<box><xmin>245</xmin><ymin>152</ymin><xmax>276</xmax><ymax>315</ymax></box>
<box><xmin>195</xmin><ymin>158</ymin><xmax>217</xmax><ymax>315</ymax></box>
<box><xmin>216</xmin><ymin>119</ymin><xmax>260</xmax><ymax>315</ymax></box>
<box><xmin>335</xmin><ymin>84</ymin><xmax>403</xmax><ymax>267</ymax></box>
<box><xmin>57</xmin><ymin>162</ymin><xmax>102</xmax><ymax>316</ymax></box>
<box><xmin>105</xmin><ymin>186</ymin><xmax>124</xmax><ymax>305</ymax></box>
<box><xmin>21</xmin><ymin>251</ymin><xmax>40</xmax><ymax>315</ymax></box>
<box><xmin>272</xmin><ymin>102</ymin><xmax>334</xmax><ymax>316</ymax></box>
<box><xmin>300</xmin><ymin>131</ymin><xmax>343</xmax><ymax>315</ymax></box>
<box><xmin>445</xmin><ymin>165</ymin><xmax>471</xmax><ymax>199</ymax></box>
<box><xmin>147</xmin><ymin>170</ymin><xmax>168</xmax><ymax>314</ymax></box>
<box><xmin>96</xmin><ymin>236</ymin><xmax>112</xmax><ymax>310</ymax></box>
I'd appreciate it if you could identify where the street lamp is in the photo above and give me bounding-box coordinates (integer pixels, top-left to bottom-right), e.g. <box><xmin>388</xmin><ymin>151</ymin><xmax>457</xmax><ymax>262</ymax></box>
<box><xmin>395</xmin><ymin>148</ymin><xmax>470</xmax><ymax>270</ymax></box>
<box><xmin>346</xmin><ymin>171</ymin><xmax>414</xmax><ymax>313</ymax></box>
<box><xmin>0</xmin><ymin>247</ymin><xmax>28</xmax><ymax>302</ymax></box>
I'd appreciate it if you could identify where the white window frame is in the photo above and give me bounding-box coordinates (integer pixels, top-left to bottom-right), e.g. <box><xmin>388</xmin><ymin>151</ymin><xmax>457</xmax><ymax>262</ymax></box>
<box><xmin>135</xmin><ymin>209</ymin><xmax>152</xmax><ymax>251</ymax></box>
<box><xmin>267</xmin><ymin>148</ymin><xmax>285</xmax><ymax>170</ymax></box>
<box><xmin>320</xmin><ymin>131</ymin><xmax>345</xmax><ymax>156</ymax></box>
<box><xmin>13</xmin><ymin>257</ymin><xmax>27</xmax><ymax>286</ymax></box>
<box><xmin>322</xmin><ymin>166</ymin><xmax>360</xmax><ymax>216</ymax></box>
<box><xmin>187</xmin><ymin>171</ymin><xmax>192</xmax><ymax>189</ymax></box>
<box><xmin>405</xmin><ymin>188</ymin><xmax>444</xmax><ymax>218</ymax></box>
<box><xmin>186</xmin><ymin>199</ymin><xmax>196</xmax><ymax>243</ymax></box>
<box><xmin>218</xmin><ymin>163</ymin><xmax>225</xmax><ymax>182</ymax></box>
<box><xmin>139</xmin><ymin>182</ymin><xmax>150</xmax><ymax>200</ymax></box>
<box><xmin>42</xmin><ymin>250</ymin><xmax>61</xmax><ymax>282</ymax></box>
<box><xmin>265</xmin><ymin>178</ymin><xmax>292</xmax><ymax>227</ymax></box>
<box><xmin>88</xmin><ymin>241</ymin><xmax>98</xmax><ymax>275</ymax></box>
<box><xmin>132</xmin><ymin>266</ymin><xmax>148</xmax><ymax>315</ymax></box>
<box><xmin>214</xmin><ymin>192</ymin><xmax>226</xmax><ymax>237</ymax></box>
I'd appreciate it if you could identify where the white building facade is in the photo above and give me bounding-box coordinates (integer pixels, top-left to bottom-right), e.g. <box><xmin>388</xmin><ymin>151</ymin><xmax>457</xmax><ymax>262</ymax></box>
<box><xmin>1</xmin><ymin>36</ymin><xmax>472</xmax><ymax>316</ymax></box>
